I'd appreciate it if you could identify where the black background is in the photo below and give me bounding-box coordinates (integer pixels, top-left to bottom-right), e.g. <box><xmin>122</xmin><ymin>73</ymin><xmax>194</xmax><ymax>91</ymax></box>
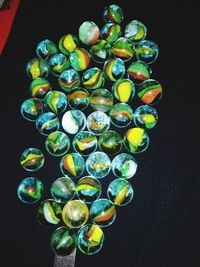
<box><xmin>0</xmin><ymin>1</ymin><xmax>200</xmax><ymax>266</ymax></box>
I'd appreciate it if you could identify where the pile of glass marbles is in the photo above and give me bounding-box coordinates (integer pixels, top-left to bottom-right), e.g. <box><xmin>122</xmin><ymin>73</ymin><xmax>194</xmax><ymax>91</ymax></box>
<box><xmin>18</xmin><ymin>4</ymin><xmax>163</xmax><ymax>257</ymax></box>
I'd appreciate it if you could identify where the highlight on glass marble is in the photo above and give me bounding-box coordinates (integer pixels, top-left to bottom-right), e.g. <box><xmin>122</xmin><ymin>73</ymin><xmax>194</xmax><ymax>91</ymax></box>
<box><xmin>20</xmin><ymin>98</ymin><xmax>43</xmax><ymax>121</ymax></box>
<box><xmin>89</xmin><ymin>40</ymin><xmax>112</xmax><ymax>64</ymax></box>
<box><xmin>59</xmin><ymin>34</ymin><xmax>79</xmax><ymax>56</ymax></box>
<box><xmin>100</xmin><ymin>22</ymin><xmax>122</xmax><ymax>44</ymax></box>
<box><xmin>125</xmin><ymin>20</ymin><xmax>147</xmax><ymax>42</ymax></box>
<box><xmin>86</xmin><ymin>151</ymin><xmax>111</xmax><ymax>179</ymax></box>
<box><xmin>51</xmin><ymin>177</ymin><xmax>76</xmax><ymax>203</ymax></box>
<box><xmin>79</xmin><ymin>21</ymin><xmax>100</xmax><ymax>45</ymax></box>
<box><xmin>87</xmin><ymin>111</ymin><xmax>110</xmax><ymax>135</ymax></box>
<box><xmin>61</xmin><ymin>110</ymin><xmax>86</xmax><ymax>135</ymax></box>
<box><xmin>127</xmin><ymin>60</ymin><xmax>151</xmax><ymax>84</ymax></box>
<box><xmin>72</xmin><ymin>131</ymin><xmax>98</xmax><ymax>156</ymax></box>
<box><xmin>82</xmin><ymin>67</ymin><xmax>105</xmax><ymax>89</ymax></box>
<box><xmin>44</xmin><ymin>90</ymin><xmax>68</xmax><ymax>114</ymax></box>
<box><xmin>48</xmin><ymin>53</ymin><xmax>70</xmax><ymax>76</ymax></box>
<box><xmin>112</xmin><ymin>153</ymin><xmax>138</xmax><ymax>179</ymax></box>
<box><xmin>112</xmin><ymin>37</ymin><xmax>135</xmax><ymax>61</ymax></box>
<box><xmin>68</xmin><ymin>87</ymin><xmax>90</xmax><ymax>110</ymax></box>
<box><xmin>26</xmin><ymin>58</ymin><xmax>49</xmax><ymax>80</ymax></box>
<box><xmin>103</xmin><ymin>57</ymin><xmax>125</xmax><ymax>81</ymax></box>
<box><xmin>45</xmin><ymin>131</ymin><xmax>70</xmax><ymax>157</ymax></box>
<box><xmin>58</xmin><ymin>69</ymin><xmax>81</xmax><ymax>92</ymax></box>
<box><xmin>90</xmin><ymin>88</ymin><xmax>113</xmax><ymax>112</ymax></box>
<box><xmin>134</xmin><ymin>105</ymin><xmax>158</xmax><ymax>129</ymax></box>
<box><xmin>112</xmin><ymin>78</ymin><xmax>135</xmax><ymax>103</ymax></box>
<box><xmin>37</xmin><ymin>199</ymin><xmax>62</xmax><ymax>225</ymax></box>
<box><xmin>36</xmin><ymin>112</ymin><xmax>60</xmax><ymax>135</ymax></box>
<box><xmin>20</xmin><ymin>148</ymin><xmax>44</xmax><ymax>171</ymax></box>
<box><xmin>36</xmin><ymin>39</ymin><xmax>58</xmax><ymax>61</ymax></box>
<box><xmin>98</xmin><ymin>130</ymin><xmax>123</xmax><ymax>156</ymax></box>
<box><xmin>29</xmin><ymin>77</ymin><xmax>51</xmax><ymax>99</ymax></box>
<box><xmin>109</xmin><ymin>103</ymin><xmax>134</xmax><ymax>128</ymax></box>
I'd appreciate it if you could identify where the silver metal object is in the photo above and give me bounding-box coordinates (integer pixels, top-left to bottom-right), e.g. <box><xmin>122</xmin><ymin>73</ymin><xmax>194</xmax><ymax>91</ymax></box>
<box><xmin>0</xmin><ymin>0</ymin><xmax>5</xmax><ymax>8</ymax></box>
<box><xmin>54</xmin><ymin>249</ymin><xmax>76</xmax><ymax>267</ymax></box>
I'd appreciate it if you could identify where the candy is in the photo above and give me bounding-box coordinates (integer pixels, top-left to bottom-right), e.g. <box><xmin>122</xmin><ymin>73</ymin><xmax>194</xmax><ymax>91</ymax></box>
<box><xmin>68</xmin><ymin>87</ymin><xmax>90</xmax><ymax>110</ymax></box>
<box><xmin>109</xmin><ymin>103</ymin><xmax>133</xmax><ymax>128</ymax></box>
<box><xmin>37</xmin><ymin>199</ymin><xmax>62</xmax><ymax>225</ymax></box>
<box><xmin>45</xmin><ymin>131</ymin><xmax>70</xmax><ymax>156</ymax></box>
<box><xmin>103</xmin><ymin>58</ymin><xmax>125</xmax><ymax>81</ymax></box>
<box><xmin>60</xmin><ymin>153</ymin><xmax>85</xmax><ymax>179</ymax></box>
<box><xmin>134</xmin><ymin>105</ymin><xmax>158</xmax><ymax>129</ymax></box>
<box><xmin>61</xmin><ymin>110</ymin><xmax>86</xmax><ymax>135</ymax></box>
<box><xmin>36</xmin><ymin>39</ymin><xmax>58</xmax><ymax>61</ymax></box>
<box><xmin>20</xmin><ymin>148</ymin><xmax>44</xmax><ymax>171</ymax></box>
<box><xmin>99</xmin><ymin>130</ymin><xmax>123</xmax><ymax>156</ymax></box>
<box><xmin>73</xmin><ymin>131</ymin><xmax>97</xmax><ymax>156</ymax></box>
<box><xmin>86</xmin><ymin>152</ymin><xmax>111</xmax><ymax>178</ymax></box>
<box><xmin>87</xmin><ymin>111</ymin><xmax>110</xmax><ymax>135</ymax></box>
<box><xmin>44</xmin><ymin>90</ymin><xmax>68</xmax><ymax>114</ymax></box>
<box><xmin>58</xmin><ymin>69</ymin><xmax>81</xmax><ymax>92</ymax></box>
<box><xmin>36</xmin><ymin>112</ymin><xmax>60</xmax><ymax>135</ymax></box>
<box><xmin>112</xmin><ymin>79</ymin><xmax>135</xmax><ymax>102</ymax></box>
<box><xmin>90</xmin><ymin>40</ymin><xmax>112</xmax><ymax>63</ymax></box>
<box><xmin>112</xmin><ymin>153</ymin><xmax>137</xmax><ymax>179</ymax></box>
<box><xmin>82</xmin><ymin>67</ymin><xmax>105</xmax><ymax>90</ymax></box>
<box><xmin>69</xmin><ymin>48</ymin><xmax>90</xmax><ymax>72</ymax></box>
<box><xmin>20</xmin><ymin>98</ymin><xmax>43</xmax><ymax>121</ymax></box>
<box><xmin>90</xmin><ymin>88</ymin><xmax>113</xmax><ymax>112</ymax></box>
<box><xmin>51</xmin><ymin>177</ymin><xmax>76</xmax><ymax>203</ymax></box>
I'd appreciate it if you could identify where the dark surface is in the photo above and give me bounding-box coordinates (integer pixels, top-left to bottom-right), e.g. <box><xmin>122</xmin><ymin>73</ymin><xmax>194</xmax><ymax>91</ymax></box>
<box><xmin>0</xmin><ymin>1</ymin><xmax>199</xmax><ymax>267</ymax></box>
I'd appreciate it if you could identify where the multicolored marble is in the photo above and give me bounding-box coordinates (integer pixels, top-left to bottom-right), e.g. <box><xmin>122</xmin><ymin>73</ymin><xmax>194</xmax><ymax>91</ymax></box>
<box><xmin>77</xmin><ymin>224</ymin><xmax>104</xmax><ymax>255</ymax></box>
<box><xmin>68</xmin><ymin>87</ymin><xmax>90</xmax><ymax>110</ymax></box>
<box><xmin>37</xmin><ymin>199</ymin><xmax>62</xmax><ymax>225</ymax></box>
<box><xmin>51</xmin><ymin>177</ymin><xmax>76</xmax><ymax>203</ymax></box>
<box><xmin>20</xmin><ymin>148</ymin><xmax>44</xmax><ymax>171</ymax></box>
<box><xmin>79</xmin><ymin>21</ymin><xmax>100</xmax><ymax>45</ymax></box>
<box><xmin>127</xmin><ymin>60</ymin><xmax>151</xmax><ymax>84</ymax></box>
<box><xmin>112</xmin><ymin>153</ymin><xmax>137</xmax><ymax>179</ymax></box>
<box><xmin>109</xmin><ymin>103</ymin><xmax>133</xmax><ymax>128</ymax></box>
<box><xmin>44</xmin><ymin>90</ymin><xmax>68</xmax><ymax>114</ymax></box>
<box><xmin>90</xmin><ymin>88</ymin><xmax>113</xmax><ymax>112</ymax></box>
<box><xmin>59</xmin><ymin>34</ymin><xmax>79</xmax><ymax>56</ymax></box>
<box><xmin>90</xmin><ymin>40</ymin><xmax>112</xmax><ymax>63</ymax></box>
<box><xmin>29</xmin><ymin>77</ymin><xmax>51</xmax><ymax>99</ymax></box>
<box><xmin>17</xmin><ymin>177</ymin><xmax>43</xmax><ymax>204</ymax></box>
<box><xmin>72</xmin><ymin>131</ymin><xmax>97</xmax><ymax>156</ymax></box>
<box><xmin>61</xmin><ymin>110</ymin><xmax>86</xmax><ymax>134</ymax></box>
<box><xmin>60</xmin><ymin>153</ymin><xmax>85</xmax><ymax>179</ymax></box>
<box><xmin>103</xmin><ymin>4</ymin><xmax>124</xmax><ymax>24</ymax></box>
<box><xmin>76</xmin><ymin>176</ymin><xmax>102</xmax><ymax>203</ymax></box>
<box><xmin>69</xmin><ymin>48</ymin><xmax>91</xmax><ymax>72</ymax></box>
<box><xmin>82</xmin><ymin>67</ymin><xmax>105</xmax><ymax>90</ymax></box>
<box><xmin>134</xmin><ymin>105</ymin><xmax>158</xmax><ymax>129</ymax></box>
<box><xmin>36</xmin><ymin>39</ymin><xmax>58</xmax><ymax>61</ymax></box>
<box><xmin>124</xmin><ymin>127</ymin><xmax>150</xmax><ymax>154</ymax></box>
<box><xmin>87</xmin><ymin>111</ymin><xmax>110</xmax><ymax>135</ymax></box>
<box><xmin>100</xmin><ymin>22</ymin><xmax>122</xmax><ymax>44</ymax></box>
<box><xmin>49</xmin><ymin>53</ymin><xmax>70</xmax><ymax>77</ymax></box>
<box><xmin>58</xmin><ymin>69</ymin><xmax>81</xmax><ymax>92</ymax></box>
<box><xmin>86</xmin><ymin>152</ymin><xmax>111</xmax><ymax>179</ymax></box>
<box><xmin>137</xmin><ymin>79</ymin><xmax>163</xmax><ymax>105</ymax></box>
<box><xmin>99</xmin><ymin>130</ymin><xmax>123</xmax><ymax>156</ymax></box>
<box><xmin>135</xmin><ymin>40</ymin><xmax>159</xmax><ymax>64</ymax></box>
<box><xmin>26</xmin><ymin>58</ymin><xmax>49</xmax><ymax>79</ymax></box>
<box><xmin>90</xmin><ymin>198</ymin><xmax>116</xmax><ymax>227</ymax></box>
<box><xmin>103</xmin><ymin>58</ymin><xmax>125</xmax><ymax>81</ymax></box>
<box><xmin>125</xmin><ymin>20</ymin><xmax>147</xmax><ymax>42</ymax></box>
<box><xmin>20</xmin><ymin>98</ymin><xmax>43</xmax><ymax>121</ymax></box>
<box><xmin>51</xmin><ymin>226</ymin><xmax>76</xmax><ymax>256</ymax></box>
<box><xmin>107</xmin><ymin>179</ymin><xmax>134</xmax><ymax>206</ymax></box>
<box><xmin>62</xmin><ymin>200</ymin><xmax>89</xmax><ymax>228</ymax></box>
<box><xmin>112</xmin><ymin>79</ymin><xmax>135</xmax><ymax>103</ymax></box>
<box><xmin>45</xmin><ymin>131</ymin><xmax>70</xmax><ymax>157</ymax></box>
<box><xmin>112</xmin><ymin>37</ymin><xmax>135</xmax><ymax>61</ymax></box>
<box><xmin>36</xmin><ymin>112</ymin><xmax>60</xmax><ymax>135</ymax></box>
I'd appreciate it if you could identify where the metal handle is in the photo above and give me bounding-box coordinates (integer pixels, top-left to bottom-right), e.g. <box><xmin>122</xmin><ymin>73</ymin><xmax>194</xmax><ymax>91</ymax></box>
<box><xmin>54</xmin><ymin>249</ymin><xmax>76</xmax><ymax>267</ymax></box>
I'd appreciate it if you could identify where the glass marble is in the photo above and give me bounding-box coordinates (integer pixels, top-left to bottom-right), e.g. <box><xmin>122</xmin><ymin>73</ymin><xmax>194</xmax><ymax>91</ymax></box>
<box><xmin>60</xmin><ymin>153</ymin><xmax>85</xmax><ymax>179</ymax></box>
<box><xmin>127</xmin><ymin>60</ymin><xmax>151</xmax><ymax>84</ymax></box>
<box><xmin>17</xmin><ymin>177</ymin><xmax>43</xmax><ymax>204</ymax></box>
<box><xmin>26</xmin><ymin>58</ymin><xmax>49</xmax><ymax>79</ymax></box>
<box><xmin>103</xmin><ymin>4</ymin><xmax>124</xmax><ymax>24</ymax></box>
<box><xmin>45</xmin><ymin>131</ymin><xmax>70</xmax><ymax>157</ymax></box>
<box><xmin>89</xmin><ymin>40</ymin><xmax>112</xmax><ymax>64</ymax></box>
<box><xmin>79</xmin><ymin>21</ymin><xmax>100</xmax><ymax>45</ymax></box>
<box><xmin>62</xmin><ymin>110</ymin><xmax>86</xmax><ymax>135</ymax></box>
<box><xmin>112</xmin><ymin>37</ymin><xmax>135</xmax><ymax>62</ymax></box>
<box><xmin>20</xmin><ymin>98</ymin><xmax>43</xmax><ymax>121</ymax></box>
<box><xmin>134</xmin><ymin>105</ymin><xmax>158</xmax><ymax>129</ymax></box>
<box><xmin>125</xmin><ymin>20</ymin><xmax>147</xmax><ymax>42</ymax></box>
<box><xmin>137</xmin><ymin>79</ymin><xmax>163</xmax><ymax>105</ymax></box>
<box><xmin>44</xmin><ymin>90</ymin><xmax>68</xmax><ymax>114</ymax></box>
<box><xmin>124</xmin><ymin>127</ymin><xmax>150</xmax><ymax>154</ymax></box>
<box><xmin>109</xmin><ymin>103</ymin><xmax>133</xmax><ymax>128</ymax></box>
<box><xmin>62</xmin><ymin>200</ymin><xmax>89</xmax><ymax>229</ymax></box>
<box><xmin>36</xmin><ymin>112</ymin><xmax>60</xmax><ymax>136</ymax></box>
<box><xmin>112</xmin><ymin>153</ymin><xmax>137</xmax><ymax>179</ymax></box>
<box><xmin>36</xmin><ymin>39</ymin><xmax>58</xmax><ymax>61</ymax></box>
<box><xmin>76</xmin><ymin>176</ymin><xmax>102</xmax><ymax>204</ymax></box>
<box><xmin>29</xmin><ymin>77</ymin><xmax>51</xmax><ymax>99</ymax></box>
<box><xmin>99</xmin><ymin>130</ymin><xmax>123</xmax><ymax>156</ymax></box>
<box><xmin>87</xmin><ymin>111</ymin><xmax>110</xmax><ymax>135</ymax></box>
<box><xmin>49</xmin><ymin>53</ymin><xmax>70</xmax><ymax>77</ymax></box>
<box><xmin>100</xmin><ymin>23</ymin><xmax>122</xmax><ymax>44</ymax></box>
<box><xmin>135</xmin><ymin>40</ymin><xmax>159</xmax><ymax>64</ymax></box>
<box><xmin>90</xmin><ymin>89</ymin><xmax>113</xmax><ymax>112</ymax></box>
<box><xmin>51</xmin><ymin>226</ymin><xmax>76</xmax><ymax>256</ymax></box>
<box><xmin>86</xmin><ymin>152</ymin><xmax>111</xmax><ymax>179</ymax></box>
<box><xmin>107</xmin><ymin>179</ymin><xmax>134</xmax><ymax>206</ymax></box>
<box><xmin>58</xmin><ymin>69</ymin><xmax>81</xmax><ymax>92</ymax></box>
<box><xmin>20</xmin><ymin>148</ymin><xmax>44</xmax><ymax>171</ymax></box>
<box><xmin>77</xmin><ymin>224</ymin><xmax>104</xmax><ymax>255</ymax></box>
<box><xmin>69</xmin><ymin>48</ymin><xmax>91</xmax><ymax>72</ymax></box>
<box><xmin>59</xmin><ymin>34</ymin><xmax>79</xmax><ymax>56</ymax></box>
<box><xmin>82</xmin><ymin>67</ymin><xmax>105</xmax><ymax>90</ymax></box>
<box><xmin>51</xmin><ymin>177</ymin><xmax>76</xmax><ymax>203</ymax></box>
<box><xmin>90</xmin><ymin>198</ymin><xmax>116</xmax><ymax>227</ymax></box>
<box><xmin>103</xmin><ymin>58</ymin><xmax>125</xmax><ymax>81</ymax></box>
<box><xmin>68</xmin><ymin>87</ymin><xmax>90</xmax><ymax>110</ymax></box>
<box><xmin>112</xmin><ymin>79</ymin><xmax>135</xmax><ymax>103</ymax></box>
<box><xmin>37</xmin><ymin>199</ymin><xmax>62</xmax><ymax>225</ymax></box>
<box><xmin>73</xmin><ymin>131</ymin><xmax>97</xmax><ymax>156</ymax></box>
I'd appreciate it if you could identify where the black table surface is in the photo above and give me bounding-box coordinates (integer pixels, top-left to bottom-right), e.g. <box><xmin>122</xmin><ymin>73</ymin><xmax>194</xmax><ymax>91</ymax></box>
<box><xmin>0</xmin><ymin>1</ymin><xmax>199</xmax><ymax>266</ymax></box>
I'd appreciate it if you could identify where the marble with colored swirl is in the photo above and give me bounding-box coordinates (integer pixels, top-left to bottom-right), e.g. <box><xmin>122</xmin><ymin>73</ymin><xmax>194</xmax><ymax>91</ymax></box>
<box><xmin>134</xmin><ymin>105</ymin><xmax>158</xmax><ymax>129</ymax></box>
<box><xmin>37</xmin><ymin>199</ymin><xmax>62</xmax><ymax>225</ymax></box>
<box><xmin>87</xmin><ymin>111</ymin><xmax>110</xmax><ymax>135</ymax></box>
<box><xmin>59</xmin><ymin>34</ymin><xmax>79</xmax><ymax>56</ymax></box>
<box><xmin>100</xmin><ymin>22</ymin><xmax>122</xmax><ymax>44</ymax></box>
<box><xmin>103</xmin><ymin>58</ymin><xmax>125</xmax><ymax>81</ymax></box>
<box><xmin>99</xmin><ymin>130</ymin><xmax>123</xmax><ymax>156</ymax></box>
<box><xmin>29</xmin><ymin>77</ymin><xmax>51</xmax><ymax>99</ymax></box>
<box><xmin>69</xmin><ymin>48</ymin><xmax>91</xmax><ymax>72</ymax></box>
<box><xmin>90</xmin><ymin>40</ymin><xmax>112</xmax><ymax>63</ymax></box>
<box><xmin>36</xmin><ymin>112</ymin><xmax>60</xmax><ymax>135</ymax></box>
<box><xmin>62</xmin><ymin>110</ymin><xmax>86</xmax><ymax>135</ymax></box>
<box><xmin>127</xmin><ymin>60</ymin><xmax>151</xmax><ymax>84</ymax></box>
<box><xmin>125</xmin><ymin>20</ymin><xmax>147</xmax><ymax>42</ymax></box>
<box><xmin>45</xmin><ymin>131</ymin><xmax>70</xmax><ymax>156</ymax></box>
<box><xmin>36</xmin><ymin>39</ymin><xmax>58</xmax><ymax>61</ymax></box>
<box><xmin>79</xmin><ymin>21</ymin><xmax>100</xmax><ymax>45</ymax></box>
<box><xmin>109</xmin><ymin>103</ymin><xmax>133</xmax><ymax>128</ymax></box>
<box><xmin>90</xmin><ymin>89</ymin><xmax>113</xmax><ymax>112</ymax></box>
<box><xmin>58</xmin><ymin>69</ymin><xmax>81</xmax><ymax>92</ymax></box>
<box><xmin>73</xmin><ymin>131</ymin><xmax>97</xmax><ymax>156</ymax></box>
<box><xmin>49</xmin><ymin>53</ymin><xmax>70</xmax><ymax>76</ymax></box>
<box><xmin>112</xmin><ymin>37</ymin><xmax>135</xmax><ymax>61</ymax></box>
<box><xmin>68</xmin><ymin>87</ymin><xmax>90</xmax><ymax>110</ymax></box>
<box><xmin>20</xmin><ymin>98</ymin><xmax>43</xmax><ymax>121</ymax></box>
<box><xmin>112</xmin><ymin>79</ymin><xmax>135</xmax><ymax>103</ymax></box>
<box><xmin>26</xmin><ymin>58</ymin><xmax>49</xmax><ymax>79</ymax></box>
<box><xmin>44</xmin><ymin>90</ymin><xmax>68</xmax><ymax>114</ymax></box>
<box><xmin>51</xmin><ymin>177</ymin><xmax>76</xmax><ymax>203</ymax></box>
<box><xmin>103</xmin><ymin>4</ymin><xmax>124</xmax><ymax>24</ymax></box>
<box><xmin>135</xmin><ymin>40</ymin><xmax>159</xmax><ymax>64</ymax></box>
<box><xmin>82</xmin><ymin>67</ymin><xmax>105</xmax><ymax>90</ymax></box>
<box><xmin>20</xmin><ymin>148</ymin><xmax>44</xmax><ymax>171</ymax></box>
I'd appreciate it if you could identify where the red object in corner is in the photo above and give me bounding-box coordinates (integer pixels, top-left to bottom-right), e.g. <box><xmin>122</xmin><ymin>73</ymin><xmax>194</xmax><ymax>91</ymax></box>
<box><xmin>0</xmin><ymin>0</ymin><xmax>20</xmax><ymax>55</ymax></box>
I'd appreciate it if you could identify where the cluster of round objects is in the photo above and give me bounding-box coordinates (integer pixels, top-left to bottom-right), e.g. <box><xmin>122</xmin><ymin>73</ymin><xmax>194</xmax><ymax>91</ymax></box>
<box><xmin>18</xmin><ymin>4</ymin><xmax>163</xmax><ymax>257</ymax></box>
